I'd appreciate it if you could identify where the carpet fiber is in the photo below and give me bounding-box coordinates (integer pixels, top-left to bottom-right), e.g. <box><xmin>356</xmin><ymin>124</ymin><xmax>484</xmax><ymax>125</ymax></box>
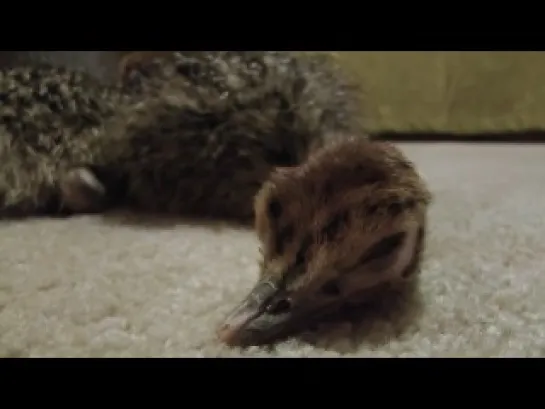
<box><xmin>1</xmin><ymin>143</ymin><xmax>543</xmax><ymax>357</ymax></box>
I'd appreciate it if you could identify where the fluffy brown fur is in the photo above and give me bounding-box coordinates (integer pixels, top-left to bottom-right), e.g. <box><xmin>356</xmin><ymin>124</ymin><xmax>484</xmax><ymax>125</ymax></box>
<box><xmin>254</xmin><ymin>138</ymin><xmax>431</xmax><ymax>284</ymax></box>
<box><xmin>0</xmin><ymin>51</ymin><xmax>124</xmax><ymax>84</ymax></box>
<box><xmin>59</xmin><ymin>51</ymin><xmax>367</xmax><ymax>221</ymax></box>
<box><xmin>0</xmin><ymin>63</ymin><xmax>129</xmax><ymax>217</ymax></box>
<box><xmin>117</xmin><ymin>51</ymin><xmax>172</xmax><ymax>83</ymax></box>
<box><xmin>218</xmin><ymin>137</ymin><xmax>432</xmax><ymax>345</ymax></box>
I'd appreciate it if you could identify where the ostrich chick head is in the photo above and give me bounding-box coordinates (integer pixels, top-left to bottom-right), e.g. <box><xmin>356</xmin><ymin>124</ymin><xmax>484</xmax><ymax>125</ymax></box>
<box><xmin>217</xmin><ymin>137</ymin><xmax>432</xmax><ymax>346</ymax></box>
<box><xmin>117</xmin><ymin>51</ymin><xmax>172</xmax><ymax>78</ymax></box>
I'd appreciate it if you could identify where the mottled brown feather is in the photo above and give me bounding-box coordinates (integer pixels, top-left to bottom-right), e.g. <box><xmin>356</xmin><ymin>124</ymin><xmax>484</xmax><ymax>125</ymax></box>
<box><xmin>254</xmin><ymin>137</ymin><xmax>432</xmax><ymax>290</ymax></box>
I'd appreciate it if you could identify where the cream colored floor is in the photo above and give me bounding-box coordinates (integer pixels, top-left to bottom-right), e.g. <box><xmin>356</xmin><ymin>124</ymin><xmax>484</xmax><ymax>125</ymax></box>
<box><xmin>1</xmin><ymin>143</ymin><xmax>543</xmax><ymax>357</ymax></box>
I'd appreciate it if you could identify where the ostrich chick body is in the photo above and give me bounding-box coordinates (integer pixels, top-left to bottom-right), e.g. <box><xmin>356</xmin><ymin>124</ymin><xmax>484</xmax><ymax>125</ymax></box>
<box><xmin>64</xmin><ymin>51</ymin><xmax>364</xmax><ymax>221</ymax></box>
<box><xmin>0</xmin><ymin>51</ymin><xmax>364</xmax><ymax>221</ymax></box>
<box><xmin>217</xmin><ymin>137</ymin><xmax>432</xmax><ymax>346</ymax></box>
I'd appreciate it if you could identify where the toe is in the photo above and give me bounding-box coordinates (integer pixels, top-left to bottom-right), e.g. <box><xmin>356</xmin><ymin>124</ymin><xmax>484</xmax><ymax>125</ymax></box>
<box><xmin>59</xmin><ymin>167</ymin><xmax>107</xmax><ymax>213</ymax></box>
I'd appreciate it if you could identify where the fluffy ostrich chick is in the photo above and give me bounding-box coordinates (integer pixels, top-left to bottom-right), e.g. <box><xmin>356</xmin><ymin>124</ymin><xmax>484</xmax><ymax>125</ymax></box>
<box><xmin>217</xmin><ymin>137</ymin><xmax>431</xmax><ymax>346</ymax></box>
<box><xmin>59</xmin><ymin>51</ymin><xmax>364</xmax><ymax>221</ymax></box>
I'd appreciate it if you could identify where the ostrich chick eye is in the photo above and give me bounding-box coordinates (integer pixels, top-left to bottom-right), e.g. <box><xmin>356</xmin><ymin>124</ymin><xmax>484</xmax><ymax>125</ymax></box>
<box><xmin>266</xmin><ymin>298</ymin><xmax>292</xmax><ymax>315</ymax></box>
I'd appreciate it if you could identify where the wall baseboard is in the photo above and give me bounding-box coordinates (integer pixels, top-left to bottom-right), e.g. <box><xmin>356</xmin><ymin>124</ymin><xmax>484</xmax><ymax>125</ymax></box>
<box><xmin>372</xmin><ymin>131</ymin><xmax>545</xmax><ymax>143</ymax></box>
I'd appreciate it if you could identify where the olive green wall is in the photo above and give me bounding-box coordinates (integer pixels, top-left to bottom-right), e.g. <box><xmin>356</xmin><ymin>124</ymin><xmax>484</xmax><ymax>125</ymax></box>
<box><xmin>334</xmin><ymin>51</ymin><xmax>545</xmax><ymax>134</ymax></box>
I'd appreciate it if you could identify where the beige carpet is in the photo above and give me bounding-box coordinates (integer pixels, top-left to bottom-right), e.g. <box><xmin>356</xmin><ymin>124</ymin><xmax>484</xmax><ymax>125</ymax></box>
<box><xmin>1</xmin><ymin>142</ymin><xmax>544</xmax><ymax>357</ymax></box>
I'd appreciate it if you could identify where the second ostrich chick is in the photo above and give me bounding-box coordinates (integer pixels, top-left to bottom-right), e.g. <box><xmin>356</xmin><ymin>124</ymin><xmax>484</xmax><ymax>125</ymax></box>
<box><xmin>217</xmin><ymin>137</ymin><xmax>431</xmax><ymax>346</ymax></box>
<box><xmin>60</xmin><ymin>51</ymin><xmax>364</xmax><ymax>221</ymax></box>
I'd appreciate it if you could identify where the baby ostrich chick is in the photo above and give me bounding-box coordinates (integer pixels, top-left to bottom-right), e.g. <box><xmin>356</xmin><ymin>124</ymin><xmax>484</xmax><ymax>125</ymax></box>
<box><xmin>60</xmin><ymin>51</ymin><xmax>365</xmax><ymax>221</ymax></box>
<box><xmin>217</xmin><ymin>137</ymin><xmax>431</xmax><ymax>346</ymax></box>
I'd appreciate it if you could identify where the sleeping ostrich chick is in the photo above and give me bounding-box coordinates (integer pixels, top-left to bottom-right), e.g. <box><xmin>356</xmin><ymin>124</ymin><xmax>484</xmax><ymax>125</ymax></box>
<box><xmin>58</xmin><ymin>51</ymin><xmax>365</xmax><ymax>221</ymax></box>
<box><xmin>217</xmin><ymin>137</ymin><xmax>431</xmax><ymax>346</ymax></box>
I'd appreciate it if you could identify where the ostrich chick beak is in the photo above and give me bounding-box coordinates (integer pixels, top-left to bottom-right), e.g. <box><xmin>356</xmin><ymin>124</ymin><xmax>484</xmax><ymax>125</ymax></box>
<box><xmin>217</xmin><ymin>279</ymin><xmax>305</xmax><ymax>346</ymax></box>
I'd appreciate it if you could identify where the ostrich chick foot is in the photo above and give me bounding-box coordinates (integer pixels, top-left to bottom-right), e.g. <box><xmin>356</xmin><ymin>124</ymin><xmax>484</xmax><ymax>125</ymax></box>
<box><xmin>60</xmin><ymin>167</ymin><xmax>108</xmax><ymax>213</ymax></box>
